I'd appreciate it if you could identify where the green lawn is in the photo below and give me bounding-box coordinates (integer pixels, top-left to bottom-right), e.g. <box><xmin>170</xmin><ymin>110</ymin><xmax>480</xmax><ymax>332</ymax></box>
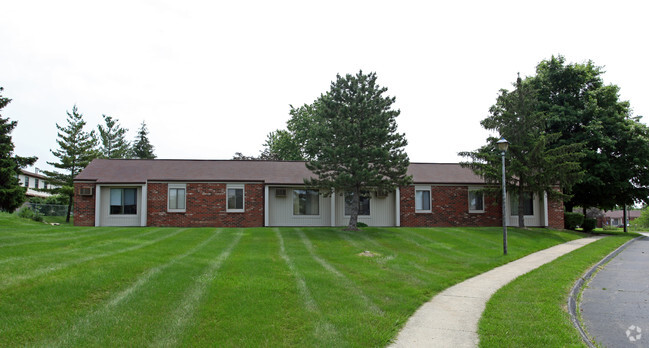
<box><xmin>478</xmin><ymin>234</ymin><xmax>635</xmax><ymax>347</ymax></box>
<box><xmin>1</xmin><ymin>212</ymin><xmax>586</xmax><ymax>347</ymax></box>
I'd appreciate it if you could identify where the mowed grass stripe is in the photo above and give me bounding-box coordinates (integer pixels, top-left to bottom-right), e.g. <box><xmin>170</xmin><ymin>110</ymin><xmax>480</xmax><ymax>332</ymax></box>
<box><xmin>275</xmin><ymin>228</ymin><xmax>342</xmax><ymax>345</ymax></box>
<box><xmin>150</xmin><ymin>230</ymin><xmax>244</xmax><ymax>347</ymax></box>
<box><xmin>0</xmin><ymin>227</ymin><xmax>166</xmax><ymax>265</ymax></box>
<box><xmin>298</xmin><ymin>229</ymin><xmax>384</xmax><ymax>316</ymax></box>
<box><xmin>43</xmin><ymin>229</ymin><xmax>225</xmax><ymax>348</ymax></box>
<box><xmin>0</xmin><ymin>227</ymin><xmax>100</xmax><ymax>247</ymax></box>
<box><xmin>0</xmin><ymin>228</ymin><xmax>185</xmax><ymax>290</ymax></box>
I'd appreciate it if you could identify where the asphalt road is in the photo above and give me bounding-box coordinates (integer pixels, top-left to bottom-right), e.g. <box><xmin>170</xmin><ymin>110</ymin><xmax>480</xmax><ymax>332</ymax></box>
<box><xmin>581</xmin><ymin>233</ymin><xmax>649</xmax><ymax>348</ymax></box>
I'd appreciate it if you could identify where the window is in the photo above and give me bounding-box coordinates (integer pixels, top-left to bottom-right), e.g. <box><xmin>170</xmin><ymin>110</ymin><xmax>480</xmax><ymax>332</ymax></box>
<box><xmin>110</xmin><ymin>188</ymin><xmax>137</xmax><ymax>215</ymax></box>
<box><xmin>468</xmin><ymin>189</ymin><xmax>484</xmax><ymax>213</ymax></box>
<box><xmin>24</xmin><ymin>177</ymin><xmax>29</xmax><ymax>187</ymax></box>
<box><xmin>510</xmin><ymin>192</ymin><xmax>533</xmax><ymax>216</ymax></box>
<box><xmin>35</xmin><ymin>178</ymin><xmax>39</xmax><ymax>189</ymax></box>
<box><xmin>293</xmin><ymin>189</ymin><xmax>319</xmax><ymax>215</ymax></box>
<box><xmin>345</xmin><ymin>191</ymin><xmax>370</xmax><ymax>216</ymax></box>
<box><xmin>227</xmin><ymin>184</ymin><xmax>244</xmax><ymax>212</ymax></box>
<box><xmin>168</xmin><ymin>184</ymin><xmax>186</xmax><ymax>212</ymax></box>
<box><xmin>44</xmin><ymin>182</ymin><xmax>48</xmax><ymax>189</ymax></box>
<box><xmin>415</xmin><ymin>186</ymin><xmax>431</xmax><ymax>212</ymax></box>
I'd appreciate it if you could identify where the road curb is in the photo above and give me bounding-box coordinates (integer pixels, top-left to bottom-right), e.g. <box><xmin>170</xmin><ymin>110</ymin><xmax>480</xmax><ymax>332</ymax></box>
<box><xmin>568</xmin><ymin>234</ymin><xmax>647</xmax><ymax>348</ymax></box>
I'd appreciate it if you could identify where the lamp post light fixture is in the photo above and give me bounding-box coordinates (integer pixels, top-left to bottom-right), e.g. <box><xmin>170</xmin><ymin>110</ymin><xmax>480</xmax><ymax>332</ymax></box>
<box><xmin>497</xmin><ymin>138</ymin><xmax>509</xmax><ymax>255</ymax></box>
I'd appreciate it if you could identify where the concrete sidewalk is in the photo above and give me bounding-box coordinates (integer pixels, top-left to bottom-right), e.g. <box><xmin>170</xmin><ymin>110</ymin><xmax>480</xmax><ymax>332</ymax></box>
<box><xmin>390</xmin><ymin>236</ymin><xmax>603</xmax><ymax>348</ymax></box>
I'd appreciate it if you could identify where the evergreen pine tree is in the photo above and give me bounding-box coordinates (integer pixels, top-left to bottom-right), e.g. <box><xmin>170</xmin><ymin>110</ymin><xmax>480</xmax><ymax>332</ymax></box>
<box><xmin>98</xmin><ymin>114</ymin><xmax>130</xmax><ymax>158</ymax></box>
<box><xmin>43</xmin><ymin>105</ymin><xmax>98</xmax><ymax>222</ymax></box>
<box><xmin>300</xmin><ymin>71</ymin><xmax>412</xmax><ymax>230</ymax></box>
<box><xmin>131</xmin><ymin>121</ymin><xmax>156</xmax><ymax>159</ymax></box>
<box><xmin>0</xmin><ymin>86</ymin><xmax>37</xmax><ymax>211</ymax></box>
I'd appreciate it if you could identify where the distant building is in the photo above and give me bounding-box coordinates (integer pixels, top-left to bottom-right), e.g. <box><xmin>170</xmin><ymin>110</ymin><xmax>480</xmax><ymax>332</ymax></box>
<box><xmin>602</xmin><ymin>210</ymin><xmax>642</xmax><ymax>227</ymax></box>
<box><xmin>18</xmin><ymin>169</ymin><xmax>55</xmax><ymax>198</ymax></box>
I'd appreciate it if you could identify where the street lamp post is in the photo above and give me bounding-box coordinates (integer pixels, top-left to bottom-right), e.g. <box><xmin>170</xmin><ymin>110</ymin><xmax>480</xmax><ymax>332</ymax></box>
<box><xmin>497</xmin><ymin>138</ymin><xmax>509</xmax><ymax>255</ymax></box>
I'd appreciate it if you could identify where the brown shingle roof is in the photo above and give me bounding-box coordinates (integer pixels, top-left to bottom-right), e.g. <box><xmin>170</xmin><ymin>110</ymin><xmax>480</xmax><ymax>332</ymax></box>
<box><xmin>74</xmin><ymin>159</ymin><xmax>487</xmax><ymax>185</ymax></box>
<box><xmin>604</xmin><ymin>210</ymin><xmax>642</xmax><ymax>219</ymax></box>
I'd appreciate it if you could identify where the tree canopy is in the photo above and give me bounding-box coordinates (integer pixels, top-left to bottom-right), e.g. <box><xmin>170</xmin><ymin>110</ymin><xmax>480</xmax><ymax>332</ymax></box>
<box><xmin>460</xmin><ymin>74</ymin><xmax>584</xmax><ymax>227</ymax></box>
<box><xmin>98</xmin><ymin>114</ymin><xmax>130</xmax><ymax>159</ymax></box>
<box><xmin>0</xmin><ymin>86</ymin><xmax>37</xmax><ymax>211</ymax></box>
<box><xmin>131</xmin><ymin>121</ymin><xmax>156</xmax><ymax>159</ymax></box>
<box><xmin>297</xmin><ymin>71</ymin><xmax>411</xmax><ymax>230</ymax></box>
<box><xmin>43</xmin><ymin>105</ymin><xmax>98</xmax><ymax>222</ymax></box>
<box><xmin>531</xmin><ymin>55</ymin><xmax>649</xmax><ymax>211</ymax></box>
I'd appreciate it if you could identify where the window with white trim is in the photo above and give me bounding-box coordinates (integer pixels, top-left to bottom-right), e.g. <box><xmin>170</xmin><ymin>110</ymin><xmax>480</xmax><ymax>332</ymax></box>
<box><xmin>110</xmin><ymin>188</ymin><xmax>137</xmax><ymax>215</ymax></box>
<box><xmin>168</xmin><ymin>184</ymin><xmax>186</xmax><ymax>212</ymax></box>
<box><xmin>227</xmin><ymin>184</ymin><xmax>244</xmax><ymax>212</ymax></box>
<box><xmin>24</xmin><ymin>177</ymin><xmax>29</xmax><ymax>187</ymax></box>
<box><xmin>344</xmin><ymin>191</ymin><xmax>370</xmax><ymax>216</ymax></box>
<box><xmin>293</xmin><ymin>189</ymin><xmax>319</xmax><ymax>215</ymax></box>
<box><xmin>415</xmin><ymin>186</ymin><xmax>431</xmax><ymax>212</ymax></box>
<box><xmin>468</xmin><ymin>188</ymin><xmax>484</xmax><ymax>213</ymax></box>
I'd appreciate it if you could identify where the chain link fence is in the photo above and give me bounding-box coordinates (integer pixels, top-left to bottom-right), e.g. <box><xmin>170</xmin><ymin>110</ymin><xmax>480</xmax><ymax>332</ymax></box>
<box><xmin>24</xmin><ymin>203</ymin><xmax>69</xmax><ymax>216</ymax></box>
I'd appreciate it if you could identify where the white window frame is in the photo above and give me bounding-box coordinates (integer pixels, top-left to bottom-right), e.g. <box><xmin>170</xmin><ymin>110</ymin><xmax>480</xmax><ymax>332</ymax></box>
<box><xmin>415</xmin><ymin>186</ymin><xmax>432</xmax><ymax>213</ymax></box>
<box><xmin>227</xmin><ymin>184</ymin><xmax>245</xmax><ymax>212</ymax></box>
<box><xmin>168</xmin><ymin>183</ymin><xmax>187</xmax><ymax>213</ymax></box>
<box><xmin>468</xmin><ymin>187</ymin><xmax>485</xmax><ymax>213</ymax></box>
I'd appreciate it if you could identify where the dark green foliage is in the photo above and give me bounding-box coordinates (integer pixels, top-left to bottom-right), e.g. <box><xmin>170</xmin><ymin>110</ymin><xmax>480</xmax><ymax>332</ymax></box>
<box><xmin>460</xmin><ymin>73</ymin><xmax>584</xmax><ymax>227</ymax></box>
<box><xmin>131</xmin><ymin>121</ymin><xmax>156</xmax><ymax>159</ymax></box>
<box><xmin>98</xmin><ymin>115</ymin><xmax>130</xmax><ymax>158</ymax></box>
<box><xmin>564</xmin><ymin>212</ymin><xmax>584</xmax><ymax>230</ymax></box>
<box><xmin>260</xmin><ymin>129</ymin><xmax>304</xmax><ymax>161</ymax></box>
<box><xmin>356</xmin><ymin>222</ymin><xmax>368</xmax><ymax>228</ymax></box>
<box><xmin>581</xmin><ymin>218</ymin><xmax>597</xmax><ymax>232</ymax></box>
<box><xmin>298</xmin><ymin>71</ymin><xmax>412</xmax><ymax>230</ymax></box>
<box><xmin>0</xmin><ymin>86</ymin><xmax>37</xmax><ymax>212</ymax></box>
<box><xmin>231</xmin><ymin>152</ymin><xmax>258</xmax><ymax>160</ymax></box>
<box><xmin>531</xmin><ymin>55</ymin><xmax>649</xmax><ymax>210</ymax></box>
<box><xmin>42</xmin><ymin>105</ymin><xmax>98</xmax><ymax>222</ymax></box>
<box><xmin>16</xmin><ymin>206</ymin><xmax>44</xmax><ymax>222</ymax></box>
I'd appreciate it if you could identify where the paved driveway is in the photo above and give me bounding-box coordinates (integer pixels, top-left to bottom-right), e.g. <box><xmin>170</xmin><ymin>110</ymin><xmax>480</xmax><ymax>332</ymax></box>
<box><xmin>581</xmin><ymin>233</ymin><xmax>649</xmax><ymax>347</ymax></box>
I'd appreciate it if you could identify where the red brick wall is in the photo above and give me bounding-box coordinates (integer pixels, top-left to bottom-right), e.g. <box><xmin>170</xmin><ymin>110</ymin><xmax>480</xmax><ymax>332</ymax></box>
<box><xmin>400</xmin><ymin>185</ymin><xmax>502</xmax><ymax>227</ymax></box>
<box><xmin>547</xmin><ymin>193</ymin><xmax>564</xmax><ymax>229</ymax></box>
<box><xmin>73</xmin><ymin>183</ymin><xmax>96</xmax><ymax>226</ymax></box>
<box><xmin>147</xmin><ymin>182</ymin><xmax>264</xmax><ymax>227</ymax></box>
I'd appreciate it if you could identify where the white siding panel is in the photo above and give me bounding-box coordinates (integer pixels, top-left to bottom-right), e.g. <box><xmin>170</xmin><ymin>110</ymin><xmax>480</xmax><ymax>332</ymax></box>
<box><xmin>268</xmin><ymin>187</ymin><xmax>331</xmax><ymax>226</ymax></box>
<box><xmin>99</xmin><ymin>186</ymin><xmax>142</xmax><ymax>226</ymax></box>
<box><xmin>335</xmin><ymin>191</ymin><xmax>395</xmax><ymax>227</ymax></box>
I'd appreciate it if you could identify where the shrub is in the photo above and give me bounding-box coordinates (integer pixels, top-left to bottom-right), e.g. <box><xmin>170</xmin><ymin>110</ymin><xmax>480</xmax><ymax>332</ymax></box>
<box><xmin>564</xmin><ymin>212</ymin><xmax>584</xmax><ymax>230</ymax></box>
<box><xmin>16</xmin><ymin>206</ymin><xmax>35</xmax><ymax>219</ymax></box>
<box><xmin>16</xmin><ymin>206</ymin><xmax>44</xmax><ymax>222</ymax></box>
<box><xmin>356</xmin><ymin>222</ymin><xmax>368</xmax><ymax>228</ymax></box>
<box><xmin>603</xmin><ymin>225</ymin><xmax>616</xmax><ymax>230</ymax></box>
<box><xmin>582</xmin><ymin>218</ymin><xmax>597</xmax><ymax>232</ymax></box>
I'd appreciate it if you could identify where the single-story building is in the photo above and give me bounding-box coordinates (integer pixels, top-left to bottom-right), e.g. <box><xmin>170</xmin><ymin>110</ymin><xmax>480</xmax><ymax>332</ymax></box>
<box><xmin>73</xmin><ymin>159</ymin><xmax>564</xmax><ymax>228</ymax></box>
<box><xmin>601</xmin><ymin>210</ymin><xmax>642</xmax><ymax>227</ymax></box>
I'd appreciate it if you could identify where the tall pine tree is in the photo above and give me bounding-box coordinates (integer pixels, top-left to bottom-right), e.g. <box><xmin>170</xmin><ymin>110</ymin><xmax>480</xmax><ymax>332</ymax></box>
<box><xmin>460</xmin><ymin>74</ymin><xmax>584</xmax><ymax>227</ymax></box>
<box><xmin>131</xmin><ymin>121</ymin><xmax>156</xmax><ymax>159</ymax></box>
<box><xmin>299</xmin><ymin>71</ymin><xmax>411</xmax><ymax>230</ymax></box>
<box><xmin>43</xmin><ymin>105</ymin><xmax>98</xmax><ymax>222</ymax></box>
<box><xmin>98</xmin><ymin>114</ymin><xmax>130</xmax><ymax>158</ymax></box>
<box><xmin>0</xmin><ymin>86</ymin><xmax>37</xmax><ymax>211</ymax></box>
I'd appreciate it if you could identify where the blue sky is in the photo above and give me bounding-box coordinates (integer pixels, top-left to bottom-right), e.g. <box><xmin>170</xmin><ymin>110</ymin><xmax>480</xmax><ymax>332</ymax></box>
<box><xmin>1</xmin><ymin>0</ymin><xmax>647</xmax><ymax>172</ymax></box>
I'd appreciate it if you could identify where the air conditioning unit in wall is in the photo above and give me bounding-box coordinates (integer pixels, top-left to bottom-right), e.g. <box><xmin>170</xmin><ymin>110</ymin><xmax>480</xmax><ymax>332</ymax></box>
<box><xmin>375</xmin><ymin>189</ymin><xmax>389</xmax><ymax>199</ymax></box>
<box><xmin>275</xmin><ymin>188</ymin><xmax>287</xmax><ymax>197</ymax></box>
<box><xmin>79</xmin><ymin>187</ymin><xmax>93</xmax><ymax>196</ymax></box>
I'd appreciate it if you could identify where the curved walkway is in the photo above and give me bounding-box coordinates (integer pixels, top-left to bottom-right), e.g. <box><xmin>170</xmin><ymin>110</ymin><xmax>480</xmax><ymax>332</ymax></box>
<box><xmin>580</xmin><ymin>233</ymin><xmax>649</xmax><ymax>347</ymax></box>
<box><xmin>390</xmin><ymin>236</ymin><xmax>603</xmax><ymax>347</ymax></box>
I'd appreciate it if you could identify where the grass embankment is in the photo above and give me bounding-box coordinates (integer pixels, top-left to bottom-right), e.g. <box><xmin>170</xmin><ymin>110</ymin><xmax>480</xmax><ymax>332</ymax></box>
<box><xmin>0</xmin><ymin>212</ymin><xmax>585</xmax><ymax>347</ymax></box>
<box><xmin>478</xmin><ymin>234</ymin><xmax>636</xmax><ymax>347</ymax></box>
